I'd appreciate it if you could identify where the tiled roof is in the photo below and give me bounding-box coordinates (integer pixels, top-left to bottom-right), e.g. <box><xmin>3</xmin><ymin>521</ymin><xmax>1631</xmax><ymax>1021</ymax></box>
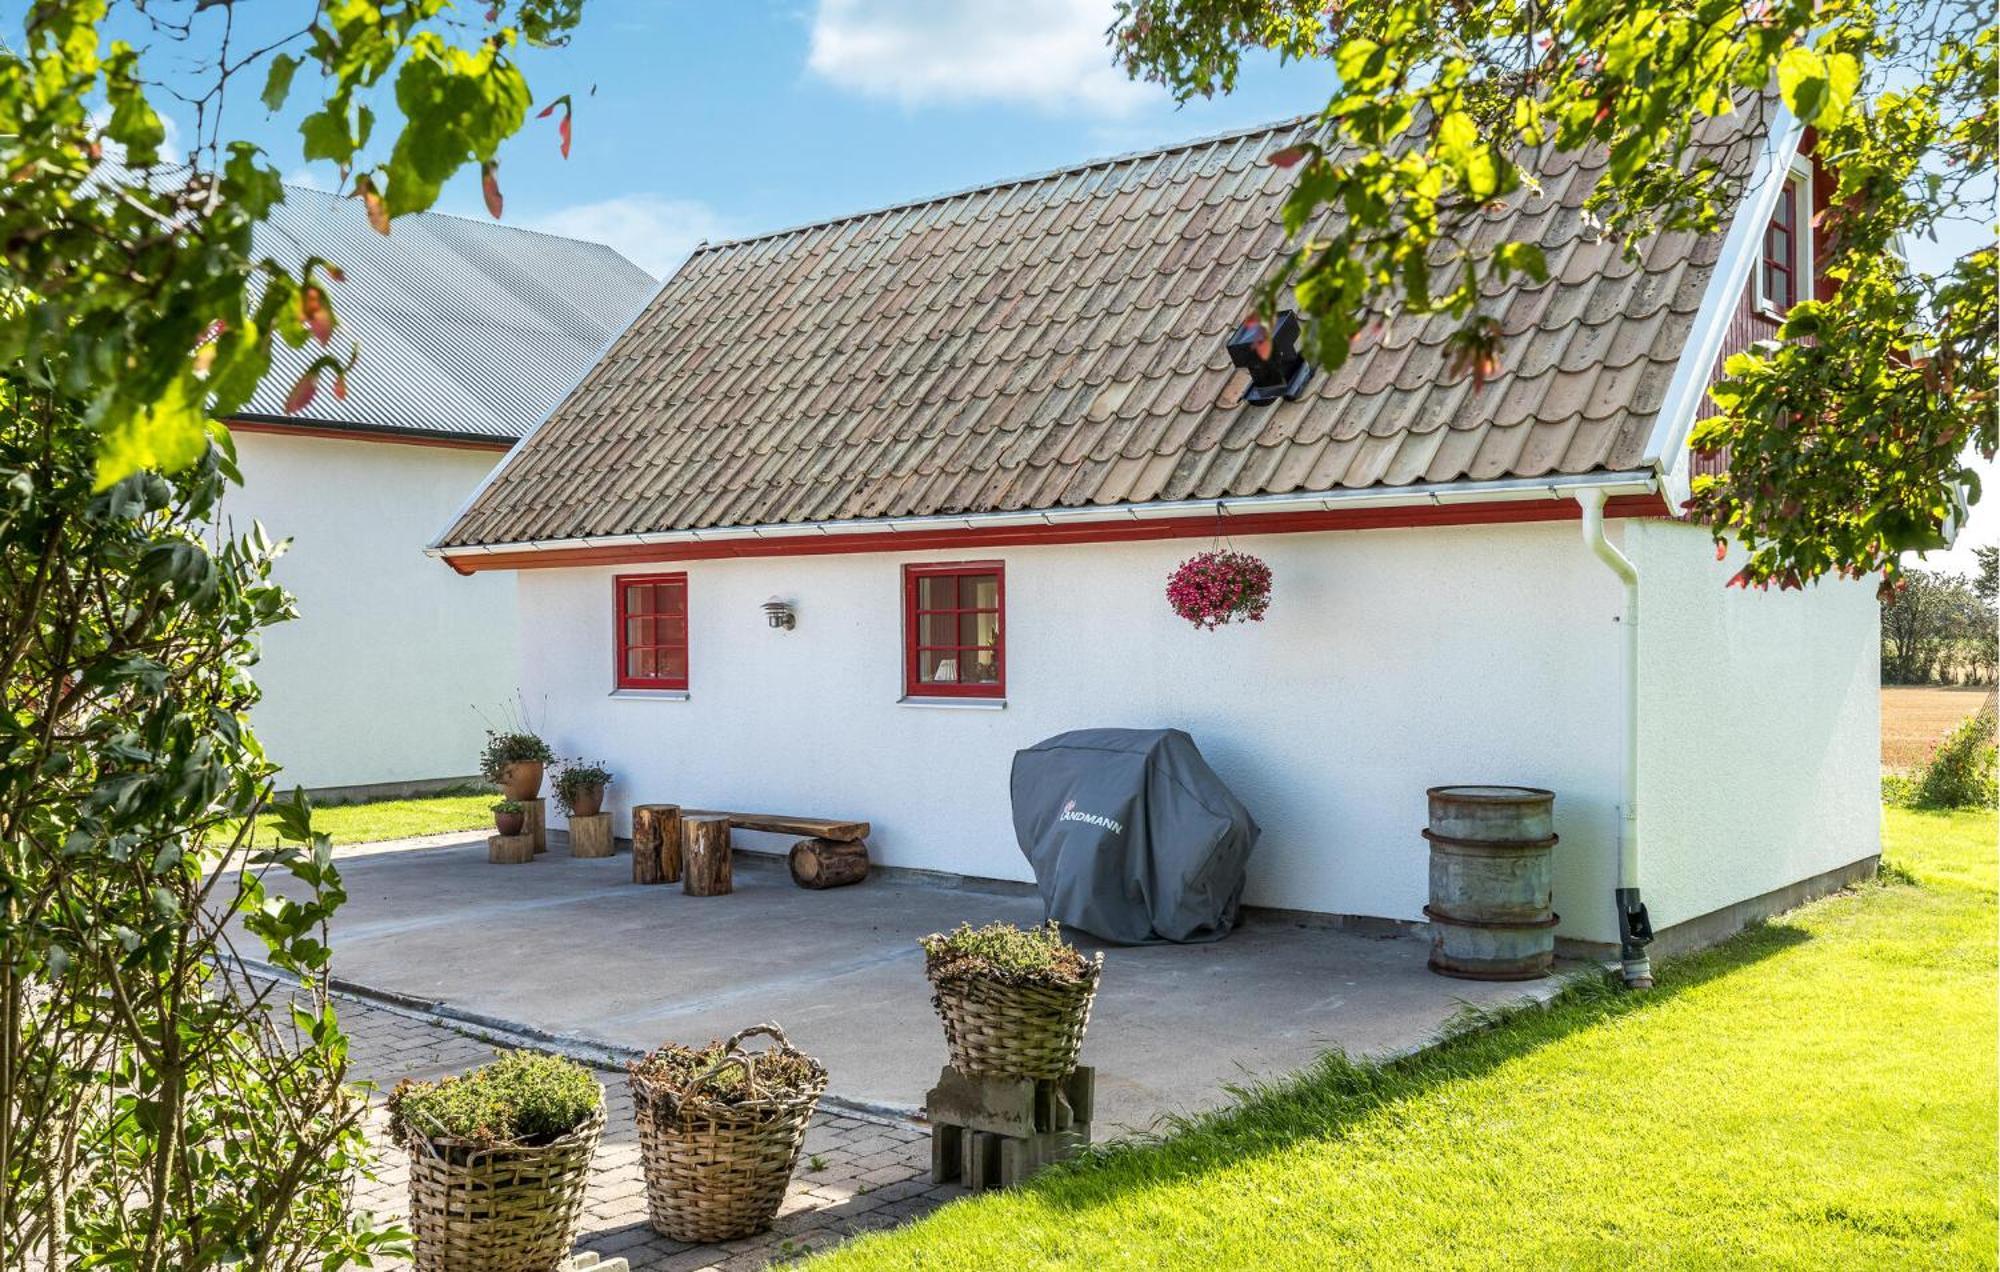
<box><xmin>242</xmin><ymin>186</ymin><xmax>657</xmax><ymax>440</ymax></box>
<box><xmin>440</xmin><ymin>107</ymin><xmax>1769</xmax><ymax>547</ymax></box>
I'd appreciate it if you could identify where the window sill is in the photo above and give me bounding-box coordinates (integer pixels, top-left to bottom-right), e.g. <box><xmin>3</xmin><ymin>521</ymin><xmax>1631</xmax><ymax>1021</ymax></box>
<box><xmin>609</xmin><ymin>688</ymin><xmax>690</xmax><ymax>702</ymax></box>
<box><xmin>899</xmin><ymin>695</ymin><xmax>1006</xmax><ymax>710</ymax></box>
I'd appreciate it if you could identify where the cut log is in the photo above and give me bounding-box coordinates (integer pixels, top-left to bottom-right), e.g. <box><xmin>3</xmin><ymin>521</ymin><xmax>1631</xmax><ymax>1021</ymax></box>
<box><xmin>681</xmin><ymin>815</ymin><xmax>732</xmax><ymax>897</ymax></box>
<box><xmin>788</xmin><ymin>837</ymin><xmax>869</xmax><ymax>889</ymax></box>
<box><xmin>487</xmin><ymin>833</ymin><xmax>534</xmax><ymax>864</ymax></box>
<box><xmin>522</xmin><ymin>797</ymin><xmax>548</xmax><ymax>854</ymax></box>
<box><xmin>678</xmin><ymin>810</ymin><xmax>869</xmax><ymax>842</ymax></box>
<box><xmin>631</xmin><ymin>804</ymin><xmax>682</xmax><ymax>885</ymax></box>
<box><xmin>569</xmin><ymin>812</ymin><xmax>614</xmax><ymax>858</ymax></box>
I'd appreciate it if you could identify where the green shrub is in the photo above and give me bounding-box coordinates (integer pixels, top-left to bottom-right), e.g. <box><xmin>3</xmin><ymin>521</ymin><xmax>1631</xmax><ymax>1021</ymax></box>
<box><xmin>1911</xmin><ymin>710</ymin><xmax>1999</xmax><ymax>810</ymax></box>
<box><xmin>919</xmin><ymin>920</ymin><xmax>1096</xmax><ymax>985</ymax></box>
<box><xmin>1880</xmin><ymin>772</ymin><xmax>1915</xmax><ymax>808</ymax></box>
<box><xmin>388</xmin><ymin>1050</ymin><xmax>600</xmax><ymax>1149</ymax></box>
<box><xmin>490</xmin><ymin>799</ymin><xmax>522</xmax><ymax>814</ymax></box>
<box><xmin>479</xmin><ymin>730</ymin><xmax>553</xmax><ymax>784</ymax></box>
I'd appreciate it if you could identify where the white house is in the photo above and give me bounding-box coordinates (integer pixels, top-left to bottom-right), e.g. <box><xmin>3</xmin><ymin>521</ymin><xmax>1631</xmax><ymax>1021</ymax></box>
<box><xmin>429</xmin><ymin>106</ymin><xmax>1878</xmax><ymax>977</ymax></box>
<box><xmin>219</xmin><ymin>187</ymin><xmax>655</xmax><ymax>794</ymax></box>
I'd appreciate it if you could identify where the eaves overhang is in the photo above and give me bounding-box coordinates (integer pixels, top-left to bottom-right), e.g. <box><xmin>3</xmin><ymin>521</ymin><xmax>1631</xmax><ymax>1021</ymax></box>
<box><xmin>428</xmin><ymin>469</ymin><xmax>1666</xmax><ymax>575</ymax></box>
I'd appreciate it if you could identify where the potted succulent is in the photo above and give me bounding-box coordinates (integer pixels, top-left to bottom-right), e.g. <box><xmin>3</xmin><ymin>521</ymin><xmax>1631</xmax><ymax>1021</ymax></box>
<box><xmin>628</xmin><ymin>1024</ymin><xmax>828</xmax><ymax>1243</ymax></box>
<box><xmin>920</xmin><ymin>921</ymin><xmax>1102</xmax><ymax>1080</ymax></box>
<box><xmin>553</xmin><ymin>758</ymin><xmax>613</xmax><ymax>819</ymax></box>
<box><xmin>491</xmin><ymin>799</ymin><xmax>525</xmax><ymax>837</ymax></box>
<box><xmin>389</xmin><ymin>1050</ymin><xmax>605</xmax><ymax>1271</ymax></box>
<box><xmin>1165</xmin><ymin>548</ymin><xmax>1274</xmax><ymax>630</ymax></box>
<box><xmin>481</xmin><ymin>729</ymin><xmax>554</xmax><ymax>801</ymax></box>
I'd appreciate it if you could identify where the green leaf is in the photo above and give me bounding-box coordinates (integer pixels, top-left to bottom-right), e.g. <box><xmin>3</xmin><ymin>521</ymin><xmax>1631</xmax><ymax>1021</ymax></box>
<box><xmin>94</xmin><ymin>377</ymin><xmax>212</xmax><ymax>491</ymax></box>
<box><xmin>1777</xmin><ymin>46</ymin><xmax>1830</xmax><ymax>122</ymax></box>
<box><xmin>262</xmin><ymin>53</ymin><xmax>300</xmax><ymax>112</ymax></box>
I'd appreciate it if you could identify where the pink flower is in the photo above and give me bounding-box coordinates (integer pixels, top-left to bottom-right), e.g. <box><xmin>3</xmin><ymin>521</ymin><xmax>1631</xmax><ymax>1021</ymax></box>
<box><xmin>1166</xmin><ymin>550</ymin><xmax>1273</xmax><ymax>630</ymax></box>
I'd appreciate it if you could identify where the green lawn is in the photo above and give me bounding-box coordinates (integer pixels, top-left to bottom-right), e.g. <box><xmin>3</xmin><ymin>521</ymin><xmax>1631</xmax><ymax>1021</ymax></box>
<box><xmin>240</xmin><ymin>792</ymin><xmax>494</xmax><ymax>847</ymax></box>
<box><xmin>819</xmin><ymin>808</ymin><xmax>1998</xmax><ymax>1270</ymax></box>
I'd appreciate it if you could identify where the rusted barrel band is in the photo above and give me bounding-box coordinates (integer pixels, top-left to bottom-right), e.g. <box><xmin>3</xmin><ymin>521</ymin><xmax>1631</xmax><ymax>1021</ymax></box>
<box><xmin>1420</xmin><ymin>828</ymin><xmax>1559</xmax><ymax>850</ymax></box>
<box><xmin>1423</xmin><ymin>904</ymin><xmax>1561</xmax><ymax>932</ymax></box>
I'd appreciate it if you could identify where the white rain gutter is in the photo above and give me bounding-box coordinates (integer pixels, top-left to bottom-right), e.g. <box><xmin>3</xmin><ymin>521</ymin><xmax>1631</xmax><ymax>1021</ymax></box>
<box><xmin>1573</xmin><ymin>487</ymin><xmax>1654</xmax><ymax>989</ymax></box>
<box><xmin>428</xmin><ymin>469</ymin><xmax>1660</xmax><ymax>564</ymax></box>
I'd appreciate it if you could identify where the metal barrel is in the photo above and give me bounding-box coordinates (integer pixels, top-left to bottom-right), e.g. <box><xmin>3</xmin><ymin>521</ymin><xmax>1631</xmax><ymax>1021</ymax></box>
<box><xmin>1424</xmin><ymin>786</ymin><xmax>1558</xmax><ymax>981</ymax></box>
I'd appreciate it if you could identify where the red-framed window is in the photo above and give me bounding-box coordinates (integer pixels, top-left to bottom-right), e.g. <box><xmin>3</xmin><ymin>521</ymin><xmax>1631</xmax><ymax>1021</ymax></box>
<box><xmin>904</xmin><ymin>562</ymin><xmax>1004</xmax><ymax>699</ymax></box>
<box><xmin>615</xmin><ymin>573</ymin><xmax>689</xmax><ymax>690</ymax></box>
<box><xmin>1760</xmin><ymin>178</ymin><xmax>1800</xmax><ymax>313</ymax></box>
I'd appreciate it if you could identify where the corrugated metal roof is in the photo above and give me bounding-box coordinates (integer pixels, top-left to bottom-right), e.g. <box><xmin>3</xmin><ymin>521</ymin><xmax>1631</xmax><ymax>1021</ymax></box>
<box><xmin>441</xmin><ymin>106</ymin><xmax>1770</xmax><ymax>548</ymax></box>
<box><xmin>243</xmin><ymin>186</ymin><xmax>657</xmax><ymax>440</ymax></box>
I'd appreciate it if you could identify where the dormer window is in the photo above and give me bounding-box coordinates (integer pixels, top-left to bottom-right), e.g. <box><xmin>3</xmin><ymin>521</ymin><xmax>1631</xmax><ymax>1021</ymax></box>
<box><xmin>1757</xmin><ymin>163</ymin><xmax>1813</xmax><ymax>317</ymax></box>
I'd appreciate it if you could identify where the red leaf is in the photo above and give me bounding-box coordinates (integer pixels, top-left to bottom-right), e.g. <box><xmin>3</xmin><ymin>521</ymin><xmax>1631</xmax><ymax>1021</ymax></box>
<box><xmin>333</xmin><ymin>368</ymin><xmax>349</xmax><ymax>402</ymax></box>
<box><xmin>300</xmin><ymin>285</ymin><xmax>333</xmax><ymax>345</ymax></box>
<box><xmin>482</xmin><ymin>161</ymin><xmax>504</xmax><ymax>219</ymax></box>
<box><xmin>284</xmin><ymin>368</ymin><xmax>320</xmax><ymax>413</ymax></box>
<box><xmin>538</xmin><ymin>96</ymin><xmax>574</xmax><ymax>158</ymax></box>
<box><xmin>323</xmin><ymin>263</ymin><xmax>345</xmax><ymax>284</ymax></box>
<box><xmin>356</xmin><ymin>176</ymin><xmax>390</xmax><ymax>235</ymax></box>
<box><xmin>1267</xmin><ymin>144</ymin><xmax>1310</xmax><ymax>169</ymax></box>
<box><xmin>1714</xmin><ymin>540</ymin><xmax>1728</xmax><ymax>561</ymax></box>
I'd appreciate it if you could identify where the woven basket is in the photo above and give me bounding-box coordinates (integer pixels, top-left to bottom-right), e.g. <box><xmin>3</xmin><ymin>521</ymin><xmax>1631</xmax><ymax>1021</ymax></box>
<box><xmin>929</xmin><ymin>955</ymin><xmax>1103</xmax><ymax>1080</ymax></box>
<box><xmin>405</xmin><ymin>1101</ymin><xmax>604</xmax><ymax>1272</ymax></box>
<box><xmin>630</xmin><ymin>1023</ymin><xmax>828</xmax><ymax>1244</ymax></box>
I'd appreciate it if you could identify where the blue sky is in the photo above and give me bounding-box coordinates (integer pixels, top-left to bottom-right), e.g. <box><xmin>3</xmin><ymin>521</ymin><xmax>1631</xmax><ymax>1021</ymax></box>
<box><xmin>168</xmin><ymin>0</ymin><xmax>1334</xmax><ymax>277</ymax></box>
<box><xmin>73</xmin><ymin>0</ymin><xmax>2000</xmax><ymax>566</ymax></box>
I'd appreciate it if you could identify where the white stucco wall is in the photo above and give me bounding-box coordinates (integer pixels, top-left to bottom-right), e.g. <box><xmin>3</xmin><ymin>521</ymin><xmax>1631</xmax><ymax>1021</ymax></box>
<box><xmin>513</xmin><ymin>515</ymin><xmax>1879</xmax><ymax>945</ymax></box>
<box><xmin>1631</xmin><ymin>517</ymin><xmax>1882</xmax><ymax>932</ymax></box>
<box><xmin>222</xmin><ymin>430</ymin><xmax>517</xmax><ymax>789</ymax></box>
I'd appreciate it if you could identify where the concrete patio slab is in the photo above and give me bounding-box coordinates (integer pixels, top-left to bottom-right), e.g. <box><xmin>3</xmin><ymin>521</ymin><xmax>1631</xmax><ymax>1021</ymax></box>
<box><xmin>277</xmin><ymin>836</ymin><xmax>1584</xmax><ymax>1132</ymax></box>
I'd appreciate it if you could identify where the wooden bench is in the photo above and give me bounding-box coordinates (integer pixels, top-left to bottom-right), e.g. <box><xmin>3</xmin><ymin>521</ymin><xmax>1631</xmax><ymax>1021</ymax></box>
<box><xmin>678</xmin><ymin>811</ymin><xmax>869</xmax><ymax>842</ymax></box>
<box><xmin>668</xmin><ymin>810</ymin><xmax>871</xmax><ymax>892</ymax></box>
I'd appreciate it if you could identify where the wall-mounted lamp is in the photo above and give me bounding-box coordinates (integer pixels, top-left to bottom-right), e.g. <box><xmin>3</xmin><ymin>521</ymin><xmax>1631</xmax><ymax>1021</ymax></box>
<box><xmin>762</xmin><ymin>597</ymin><xmax>797</xmax><ymax>631</ymax></box>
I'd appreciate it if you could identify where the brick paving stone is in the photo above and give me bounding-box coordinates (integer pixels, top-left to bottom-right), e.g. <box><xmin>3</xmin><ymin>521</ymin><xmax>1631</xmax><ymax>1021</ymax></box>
<box><xmin>338</xmin><ymin>994</ymin><xmax>959</xmax><ymax>1270</ymax></box>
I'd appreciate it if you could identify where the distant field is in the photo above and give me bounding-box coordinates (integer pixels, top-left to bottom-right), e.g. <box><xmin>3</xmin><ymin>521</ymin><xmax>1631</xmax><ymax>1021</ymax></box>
<box><xmin>1882</xmin><ymin>685</ymin><xmax>1996</xmax><ymax>771</ymax></box>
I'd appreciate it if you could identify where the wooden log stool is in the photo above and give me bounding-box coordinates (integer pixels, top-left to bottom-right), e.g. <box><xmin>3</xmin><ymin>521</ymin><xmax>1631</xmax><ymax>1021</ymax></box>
<box><xmin>569</xmin><ymin>811</ymin><xmax>614</xmax><ymax>858</ymax></box>
<box><xmin>631</xmin><ymin>803</ymin><xmax>682</xmax><ymax>885</ymax></box>
<box><xmin>487</xmin><ymin>832</ymin><xmax>534</xmax><ymax>864</ymax></box>
<box><xmin>788</xmin><ymin>837</ymin><xmax>869</xmax><ymax>889</ymax></box>
<box><xmin>522</xmin><ymin>797</ymin><xmax>548</xmax><ymax>855</ymax></box>
<box><xmin>681</xmin><ymin>815</ymin><xmax>732</xmax><ymax>896</ymax></box>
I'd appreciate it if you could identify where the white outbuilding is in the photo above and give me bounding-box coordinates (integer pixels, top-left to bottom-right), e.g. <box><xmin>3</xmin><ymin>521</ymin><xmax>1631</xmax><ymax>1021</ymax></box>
<box><xmin>222</xmin><ymin>186</ymin><xmax>655</xmax><ymax>794</ymax></box>
<box><xmin>430</xmin><ymin>108</ymin><xmax>1878</xmax><ymax>969</ymax></box>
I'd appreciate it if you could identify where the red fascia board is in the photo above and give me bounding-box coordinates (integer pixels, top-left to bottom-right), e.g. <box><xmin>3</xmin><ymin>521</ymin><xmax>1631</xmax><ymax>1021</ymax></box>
<box><xmin>226</xmin><ymin>418</ymin><xmax>514</xmax><ymax>452</ymax></box>
<box><xmin>440</xmin><ymin>492</ymin><xmax>1669</xmax><ymax>575</ymax></box>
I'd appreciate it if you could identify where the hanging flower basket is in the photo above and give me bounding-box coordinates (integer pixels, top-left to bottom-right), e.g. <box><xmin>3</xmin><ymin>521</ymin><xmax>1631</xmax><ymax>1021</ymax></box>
<box><xmin>1166</xmin><ymin>549</ymin><xmax>1273</xmax><ymax>630</ymax></box>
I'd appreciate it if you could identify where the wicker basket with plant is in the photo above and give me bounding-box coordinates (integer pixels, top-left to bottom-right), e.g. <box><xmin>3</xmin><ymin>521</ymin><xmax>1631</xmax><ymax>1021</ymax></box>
<box><xmin>627</xmin><ymin>1023</ymin><xmax>827</xmax><ymax>1244</ymax></box>
<box><xmin>389</xmin><ymin>1050</ymin><xmax>605</xmax><ymax>1272</ymax></box>
<box><xmin>482</xmin><ymin>729</ymin><xmax>555</xmax><ymax>801</ymax></box>
<box><xmin>920</xmin><ymin>920</ymin><xmax>1102</xmax><ymax>1080</ymax></box>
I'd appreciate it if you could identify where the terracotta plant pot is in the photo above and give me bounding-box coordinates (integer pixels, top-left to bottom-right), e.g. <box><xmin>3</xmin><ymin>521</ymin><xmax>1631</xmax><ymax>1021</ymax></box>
<box><xmin>494</xmin><ymin>811</ymin><xmax>525</xmax><ymax>836</ymax></box>
<box><xmin>500</xmin><ymin>761</ymin><xmax>544</xmax><ymax>801</ymax></box>
<box><xmin>570</xmin><ymin>786</ymin><xmax>605</xmax><ymax>818</ymax></box>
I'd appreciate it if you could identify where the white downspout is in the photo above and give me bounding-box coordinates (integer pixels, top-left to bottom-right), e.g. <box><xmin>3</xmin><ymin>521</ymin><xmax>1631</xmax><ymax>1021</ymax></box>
<box><xmin>1574</xmin><ymin>488</ymin><xmax>1655</xmax><ymax>988</ymax></box>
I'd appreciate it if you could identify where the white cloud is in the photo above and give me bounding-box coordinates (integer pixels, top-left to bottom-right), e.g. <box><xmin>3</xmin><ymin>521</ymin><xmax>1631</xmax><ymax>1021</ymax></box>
<box><xmin>807</xmin><ymin>0</ymin><xmax>1152</xmax><ymax>116</ymax></box>
<box><xmin>527</xmin><ymin>194</ymin><xmax>734</xmax><ymax>279</ymax></box>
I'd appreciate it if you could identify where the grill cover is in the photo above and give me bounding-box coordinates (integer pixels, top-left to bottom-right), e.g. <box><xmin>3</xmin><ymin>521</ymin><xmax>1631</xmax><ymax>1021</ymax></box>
<box><xmin>1010</xmin><ymin>728</ymin><xmax>1260</xmax><ymax>944</ymax></box>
